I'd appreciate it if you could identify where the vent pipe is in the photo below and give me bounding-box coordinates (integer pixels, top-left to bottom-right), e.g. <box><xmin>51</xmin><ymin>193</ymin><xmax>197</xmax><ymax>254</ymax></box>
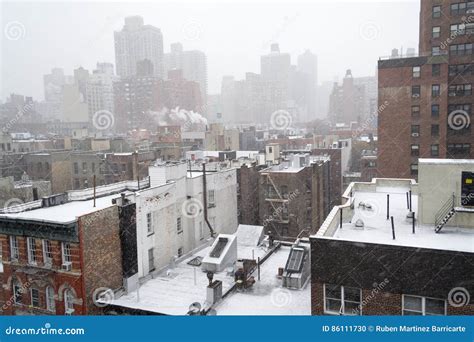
<box><xmin>202</xmin><ymin>163</ymin><xmax>215</xmax><ymax>237</ymax></box>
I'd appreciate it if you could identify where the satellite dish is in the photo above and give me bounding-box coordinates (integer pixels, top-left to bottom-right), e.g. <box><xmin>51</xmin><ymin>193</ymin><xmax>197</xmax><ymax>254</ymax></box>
<box><xmin>188</xmin><ymin>302</ymin><xmax>201</xmax><ymax>314</ymax></box>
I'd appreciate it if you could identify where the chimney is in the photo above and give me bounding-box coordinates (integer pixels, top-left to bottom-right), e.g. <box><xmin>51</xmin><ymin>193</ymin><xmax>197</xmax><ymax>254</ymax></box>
<box><xmin>206</xmin><ymin>280</ymin><xmax>223</xmax><ymax>305</ymax></box>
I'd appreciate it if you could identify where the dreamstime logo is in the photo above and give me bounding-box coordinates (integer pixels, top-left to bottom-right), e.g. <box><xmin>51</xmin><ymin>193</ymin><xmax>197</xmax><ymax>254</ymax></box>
<box><xmin>448</xmin><ymin>287</ymin><xmax>470</xmax><ymax>308</ymax></box>
<box><xmin>270</xmin><ymin>109</ymin><xmax>292</xmax><ymax>130</ymax></box>
<box><xmin>2</xmin><ymin>103</ymin><xmax>34</xmax><ymax>133</ymax></box>
<box><xmin>181</xmin><ymin>198</ymin><xmax>203</xmax><ymax>218</ymax></box>
<box><xmin>4</xmin><ymin>21</ymin><xmax>26</xmax><ymax>41</ymax></box>
<box><xmin>182</xmin><ymin>20</ymin><xmax>202</xmax><ymax>41</ymax></box>
<box><xmin>352</xmin><ymin>278</ymin><xmax>389</xmax><ymax>315</ymax></box>
<box><xmin>271</xmin><ymin>288</ymin><xmax>292</xmax><ymax>307</ymax></box>
<box><xmin>92</xmin><ymin>287</ymin><xmax>114</xmax><ymax>307</ymax></box>
<box><xmin>359</xmin><ymin>21</ymin><xmax>381</xmax><ymax>41</ymax></box>
<box><xmin>92</xmin><ymin>110</ymin><xmax>115</xmax><ymax>130</ymax></box>
<box><xmin>448</xmin><ymin>110</ymin><xmax>470</xmax><ymax>131</ymax></box>
<box><xmin>357</xmin><ymin>198</ymin><xmax>381</xmax><ymax>220</ymax></box>
<box><xmin>3</xmin><ymin>198</ymin><xmax>25</xmax><ymax>214</ymax></box>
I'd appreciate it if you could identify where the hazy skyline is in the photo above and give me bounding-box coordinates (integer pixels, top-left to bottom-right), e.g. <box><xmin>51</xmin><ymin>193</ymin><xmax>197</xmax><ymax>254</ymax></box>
<box><xmin>1</xmin><ymin>0</ymin><xmax>419</xmax><ymax>101</ymax></box>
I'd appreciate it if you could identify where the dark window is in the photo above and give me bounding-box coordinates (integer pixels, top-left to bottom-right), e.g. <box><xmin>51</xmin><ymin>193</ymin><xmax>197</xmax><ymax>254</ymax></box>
<box><xmin>73</xmin><ymin>162</ymin><xmax>79</xmax><ymax>174</ymax></box>
<box><xmin>431</xmin><ymin>124</ymin><xmax>440</xmax><ymax>137</ymax></box>
<box><xmin>411</xmin><ymin>125</ymin><xmax>420</xmax><ymax>135</ymax></box>
<box><xmin>30</xmin><ymin>288</ymin><xmax>40</xmax><ymax>307</ymax></box>
<box><xmin>447</xmin><ymin>143</ymin><xmax>471</xmax><ymax>156</ymax></box>
<box><xmin>410</xmin><ymin>163</ymin><xmax>419</xmax><ymax>175</ymax></box>
<box><xmin>432</xmin><ymin>64</ymin><xmax>441</xmax><ymax>76</ymax></box>
<box><xmin>432</xmin><ymin>84</ymin><xmax>440</xmax><ymax>97</ymax></box>
<box><xmin>412</xmin><ymin>86</ymin><xmax>421</xmax><ymax>97</ymax></box>
<box><xmin>431</xmin><ymin>104</ymin><xmax>440</xmax><ymax>118</ymax></box>
<box><xmin>411</xmin><ymin>105</ymin><xmax>420</xmax><ymax>117</ymax></box>
<box><xmin>432</xmin><ymin>26</ymin><xmax>440</xmax><ymax>38</ymax></box>
<box><xmin>432</xmin><ymin>5</ymin><xmax>441</xmax><ymax>18</ymax></box>
<box><xmin>411</xmin><ymin>144</ymin><xmax>420</xmax><ymax>156</ymax></box>
<box><xmin>431</xmin><ymin>144</ymin><xmax>440</xmax><ymax>157</ymax></box>
<box><xmin>448</xmin><ymin>84</ymin><xmax>472</xmax><ymax>97</ymax></box>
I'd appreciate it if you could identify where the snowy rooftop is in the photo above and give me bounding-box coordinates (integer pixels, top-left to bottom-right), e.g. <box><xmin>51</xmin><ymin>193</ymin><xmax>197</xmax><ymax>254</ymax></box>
<box><xmin>316</xmin><ymin>182</ymin><xmax>474</xmax><ymax>253</ymax></box>
<box><xmin>111</xmin><ymin>236</ymin><xmax>310</xmax><ymax>315</ymax></box>
<box><xmin>0</xmin><ymin>194</ymin><xmax>118</xmax><ymax>224</ymax></box>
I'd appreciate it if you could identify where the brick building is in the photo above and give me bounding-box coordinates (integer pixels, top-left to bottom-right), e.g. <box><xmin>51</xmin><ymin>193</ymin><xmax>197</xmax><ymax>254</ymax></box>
<box><xmin>0</xmin><ymin>192</ymin><xmax>124</xmax><ymax>315</ymax></box>
<box><xmin>259</xmin><ymin>154</ymin><xmax>331</xmax><ymax>240</ymax></box>
<box><xmin>311</xmin><ymin>160</ymin><xmax>474</xmax><ymax>315</ymax></box>
<box><xmin>378</xmin><ymin>0</ymin><xmax>473</xmax><ymax>179</ymax></box>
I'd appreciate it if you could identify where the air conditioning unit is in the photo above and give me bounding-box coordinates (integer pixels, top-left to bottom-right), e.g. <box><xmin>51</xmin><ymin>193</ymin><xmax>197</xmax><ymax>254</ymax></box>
<box><xmin>62</xmin><ymin>262</ymin><xmax>72</xmax><ymax>271</ymax></box>
<box><xmin>412</xmin><ymin>93</ymin><xmax>420</xmax><ymax>98</ymax></box>
<box><xmin>44</xmin><ymin>258</ymin><xmax>52</xmax><ymax>268</ymax></box>
<box><xmin>65</xmin><ymin>308</ymin><xmax>74</xmax><ymax>315</ymax></box>
<box><xmin>412</xmin><ymin>133</ymin><xmax>420</xmax><ymax>137</ymax></box>
<box><xmin>467</xmin><ymin>8</ymin><xmax>474</xmax><ymax>13</ymax></box>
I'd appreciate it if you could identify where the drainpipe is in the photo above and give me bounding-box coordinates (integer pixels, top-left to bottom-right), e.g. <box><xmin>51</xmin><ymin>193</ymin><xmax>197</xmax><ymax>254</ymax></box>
<box><xmin>202</xmin><ymin>163</ymin><xmax>215</xmax><ymax>237</ymax></box>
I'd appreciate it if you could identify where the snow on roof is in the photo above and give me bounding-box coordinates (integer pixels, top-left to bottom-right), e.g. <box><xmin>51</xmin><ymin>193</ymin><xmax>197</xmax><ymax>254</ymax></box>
<box><xmin>0</xmin><ymin>194</ymin><xmax>118</xmax><ymax>224</ymax></box>
<box><xmin>419</xmin><ymin>158</ymin><xmax>474</xmax><ymax>165</ymax></box>
<box><xmin>321</xmin><ymin>188</ymin><xmax>474</xmax><ymax>253</ymax></box>
<box><xmin>111</xmin><ymin>239</ymin><xmax>310</xmax><ymax>315</ymax></box>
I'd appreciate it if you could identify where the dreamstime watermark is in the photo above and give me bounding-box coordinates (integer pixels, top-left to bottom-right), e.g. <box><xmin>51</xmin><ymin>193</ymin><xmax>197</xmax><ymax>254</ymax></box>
<box><xmin>270</xmin><ymin>109</ymin><xmax>292</xmax><ymax>130</ymax></box>
<box><xmin>356</xmin><ymin>198</ymin><xmax>381</xmax><ymax>220</ymax></box>
<box><xmin>181</xmin><ymin>198</ymin><xmax>203</xmax><ymax>219</ymax></box>
<box><xmin>440</xmin><ymin>15</ymin><xmax>474</xmax><ymax>50</ymax></box>
<box><xmin>271</xmin><ymin>288</ymin><xmax>292</xmax><ymax>308</ymax></box>
<box><xmin>2</xmin><ymin>281</ymin><xmax>31</xmax><ymax>310</ymax></box>
<box><xmin>92</xmin><ymin>110</ymin><xmax>115</xmax><ymax>131</ymax></box>
<box><xmin>5</xmin><ymin>323</ymin><xmax>85</xmax><ymax>336</ymax></box>
<box><xmin>448</xmin><ymin>287</ymin><xmax>470</xmax><ymax>308</ymax></box>
<box><xmin>353</xmin><ymin>100</ymin><xmax>389</xmax><ymax>139</ymax></box>
<box><xmin>2</xmin><ymin>103</ymin><xmax>34</xmax><ymax>133</ymax></box>
<box><xmin>2</xmin><ymin>198</ymin><xmax>26</xmax><ymax>214</ymax></box>
<box><xmin>262</xmin><ymin>189</ymin><xmax>300</xmax><ymax>227</ymax></box>
<box><xmin>359</xmin><ymin>21</ymin><xmax>381</xmax><ymax>41</ymax></box>
<box><xmin>448</xmin><ymin>109</ymin><xmax>470</xmax><ymax>131</ymax></box>
<box><xmin>4</xmin><ymin>21</ymin><xmax>26</xmax><ymax>41</ymax></box>
<box><xmin>182</xmin><ymin>19</ymin><xmax>203</xmax><ymax>41</ymax></box>
<box><xmin>92</xmin><ymin>287</ymin><xmax>114</xmax><ymax>307</ymax></box>
<box><xmin>352</xmin><ymin>278</ymin><xmax>389</xmax><ymax>315</ymax></box>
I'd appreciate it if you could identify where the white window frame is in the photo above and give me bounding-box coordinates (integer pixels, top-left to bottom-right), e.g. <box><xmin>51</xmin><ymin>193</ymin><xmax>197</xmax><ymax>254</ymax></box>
<box><xmin>64</xmin><ymin>289</ymin><xmax>75</xmax><ymax>314</ymax></box>
<box><xmin>402</xmin><ymin>294</ymin><xmax>447</xmax><ymax>316</ymax></box>
<box><xmin>10</xmin><ymin>236</ymin><xmax>19</xmax><ymax>261</ymax></box>
<box><xmin>61</xmin><ymin>242</ymin><xmax>71</xmax><ymax>264</ymax></box>
<box><xmin>146</xmin><ymin>212</ymin><xmax>153</xmax><ymax>235</ymax></box>
<box><xmin>42</xmin><ymin>240</ymin><xmax>53</xmax><ymax>265</ymax></box>
<box><xmin>13</xmin><ymin>282</ymin><xmax>22</xmax><ymax>304</ymax></box>
<box><xmin>30</xmin><ymin>288</ymin><xmax>40</xmax><ymax>307</ymax></box>
<box><xmin>323</xmin><ymin>284</ymin><xmax>362</xmax><ymax>316</ymax></box>
<box><xmin>46</xmin><ymin>286</ymin><xmax>55</xmax><ymax>312</ymax></box>
<box><xmin>27</xmin><ymin>237</ymin><xmax>37</xmax><ymax>265</ymax></box>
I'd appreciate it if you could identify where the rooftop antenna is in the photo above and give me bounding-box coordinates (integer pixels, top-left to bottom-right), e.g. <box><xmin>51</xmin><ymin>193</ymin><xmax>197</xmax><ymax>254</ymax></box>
<box><xmin>391</xmin><ymin>216</ymin><xmax>396</xmax><ymax>240</ymax></box>
<box><xmin>93</xmin><ymin>175</ymin><xmax>96</xmax><ymax>208</ymax></box>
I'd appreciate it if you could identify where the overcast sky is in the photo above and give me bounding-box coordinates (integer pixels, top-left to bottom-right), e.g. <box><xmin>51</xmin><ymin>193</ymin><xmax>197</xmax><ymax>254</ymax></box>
<box><xmin>1</xmin><ymin>0</ymin><xmax>419</xmax><ymax>101</ymax></box>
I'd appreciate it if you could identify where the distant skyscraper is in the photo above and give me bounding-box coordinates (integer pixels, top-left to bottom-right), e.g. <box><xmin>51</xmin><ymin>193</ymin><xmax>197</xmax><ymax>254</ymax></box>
<box><xmin>164</xmin><ymin>43</ymin><xmax>208</xmax><ymax>111</ymax></box>
<box><xmin>43</xmin><ymin>68</ymin><xmax>67</xmax><ymax>102</ymax></box>
<box><xmin>85</xmin><ymin>62</ymin><xmax>117</xmax><ymax>119</ymax></box>
<box><xmin>114</xmin><ymin>16</ymin><xmax>164</xmax><ymax>78</ymax></box>
<box><xmin>297</xmin><ymin>50</ymin><xmax>318</xmax><ymax>121</ymax></box>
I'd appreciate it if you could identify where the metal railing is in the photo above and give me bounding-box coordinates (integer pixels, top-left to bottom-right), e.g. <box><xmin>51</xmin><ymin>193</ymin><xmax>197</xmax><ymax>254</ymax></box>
<box><xmin>434</xmin><ymin>194</ymin><xmax>455</xmax><ymax>228</ymax></box>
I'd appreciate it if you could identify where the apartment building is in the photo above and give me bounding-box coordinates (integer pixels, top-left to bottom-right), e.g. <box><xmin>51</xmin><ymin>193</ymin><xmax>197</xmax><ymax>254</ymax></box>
<box><xmin>378</xmin><ymin>0</ymin><xmax>474</xmax><ymax>179</ymax></box>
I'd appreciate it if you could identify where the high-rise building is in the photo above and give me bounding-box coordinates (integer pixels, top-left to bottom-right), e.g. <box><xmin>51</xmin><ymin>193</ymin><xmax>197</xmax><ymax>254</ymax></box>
<box><xmin>114</xmin><ymin>16</ymin><xmax>164</xmax><ymax>78</ymax></box>
<box><xmin>43</xmin><ymin>68</ymin><xmax>69</xmax><ymax>102</ymax></box>
<box><xmin>297</xmin><ymin>50</ymin><xmax>318</xmax><ymax>121</ymax></box>
<box><xmin>85</xmin><ymin>63</ymin><xmax>117</xmax><ymax>119</ymax></box>
<box><xmin>164</xmin><ymin>43</ymin><xmax>207</xmax><ymax>110</ymax></box>
<box><xmin>378</xmin><ymin>0</ymin><xmax>474</xmax><ymax>179</ymax></box>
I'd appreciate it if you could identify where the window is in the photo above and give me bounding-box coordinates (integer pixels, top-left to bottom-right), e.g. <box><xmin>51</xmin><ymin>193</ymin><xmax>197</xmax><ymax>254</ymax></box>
<box><xmin>208</xmin><ymin>190</ymin><xmax>215</xmax><ymax>207</ymax></box>
<box><xmin>30</xmin><ymin>288</ymin><xmax>40</xmax><ymax>307</ymax></box>
<box><xmin>449</xmin><ymin>64</ymin><xmax>473</xmax><ymax>76</ymax></box>
<box><xmin>146</xmin><ymin>213</ymin><xmax>153</xmax><ymax>235</ymax></box>
<box><xmin>412</xmin><ymin>66</ymin><xmax>421</xmax><ymax>78</ymax></box>
<box><xmin>324</xmin><ymin>284</ymin><xmax>361</xmax><ymax>315</ymax></box>
<box><xmin>148</xmin><ymin>248</ymin><xmax>155</xmax><ymax>272</ymax></box>
<box><xmin>432</xmin><ymin>26</ymin><xmax>440</xmax><ymax>38</ymax></box>
<box><xmin>27</xmin><ymin>237</ymin><xmax>37</xmax><ymax>264</ymax></box>
<box><xmin>73</xmin><ymin>162</ymin><xmax>79</xmax><ymax>174</ymax></box>
<box><xmin>61</xmin><ymin>242</ymin><xmax>71</xmax><ymax>264</ymax></box>
<box><xmin>431</xmin><ymin>144</ymin><xmax>440</xmax><ymax>157</ymax></box>
<box><xmin>432</xmin><ymin>5</ymin><xmax>441</xmax><ymax>18</ymax></box>
<box><xmin>64</xmin><ymin>289</ymin><xmax>75</xmax><ymax>314</ymax></box>
<box><xmin>451</xmin><ymin>23</ymin><xmax>466</xmax><ymax>35</ymax></box>
<box><xmin>411</xmin><ymin>125</ymin><xmax>420</xmax><ymax>136</ymax></box>
<box><xmin>410</xmin><ymin>163</ymin><xmax>419</xmax><ymax>175</ymax></box>
<box><xmin>450</xmin><ymin>43</ymin><xmax>473</xmax><ymax>55</ymax></box>
<box><xmin>411</xmin><ymin>85</ymin><xmax>420</xmax><ymax>97</ymax></box>
<box><xmin>411</xmin><ymin>144</ymin><xmax>420</xmax><ymax>156</ymax></box>
<box><xmin>13</xmin><ymin>281</ymin><xmax>22</xmax><ymax>304</ymax></box>
<box><xmin>177</xmin><ymin>217</ymin><xmax>182</xmax><ymax>234</ymax></box>
<box><xmin>91</xmin><ymin>162</ymin><xmax>95</xmax><ymax>173</ymax></box>
<box><xmin>432</xmin><ymin>64</ymin><xmax>441</xmax><ymax>76</ymax></box>
<box><xmin>431</xmin><ymin>124</ymin><xmax>440</xmax><ymax>137</ymax></box>
<box><xmin>10</xmin><ymin>236</ymin><xmax>19</xmax><ymax>261</ymax></box>
<box><xmin>42</xmin><ymin>240</ymin><xmax>53</xmax><ymax>265</ymax></box>
<box><xmin>411</xmin><ymin>105</ymin><xmax>420</xmax><ymax>117</ymax></box>
<box><xmin>431</xmin><ymin>104</ymin><xmax>440</xmax><ymax>118</ymax></box>
<box><xmin>432</xmin><ymin>84</ymin><xmax>440</xmax><ymax>97</ymax></box>
<box><xmin>403</xmin><ymin>295</ymin><xmax>446</xmax><ymax>315</ymax></box>
<box><xmin>448</xmin><ymin>84</ymin><xmax>472</xmax><ymax>97</ymax></box>
<box><xmin>448</xmin><ymin>104</ymin><xmax>471</xmax><ymax>115</ymax></box>
<box><xmin>448</xmin><ymin>143</ymin><xmax>471</xmax><ymax>156</ymax></box>
<box><xmin>177</xmin><ymin>247</ymin><xmax>183</xmax><ymax>257</ymax></box>
<box><xmin>46</xmin><ymin>286</ymin><xmax>55</xmax><ymax>312</ymax></box>
<box><xmin>432</xmin><ymin>46</ymin><xmax>441</xmax><ymax>56</ymax></box>
<box><xmin>451</xmin><ymin>2</ymin><xmax>467</xmax><ymax>15</ymax></box>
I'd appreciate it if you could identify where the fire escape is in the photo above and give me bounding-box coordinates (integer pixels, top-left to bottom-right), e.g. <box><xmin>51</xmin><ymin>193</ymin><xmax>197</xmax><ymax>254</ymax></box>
<box><xmin>263</xmin><ymin>173</ymin><xmax>289</xmax><ymax>238</ymax></box>
<box><xmin>435</xmin><ymin>193</ymin><xmax>474</xmax><ymax>233</ymax></box>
